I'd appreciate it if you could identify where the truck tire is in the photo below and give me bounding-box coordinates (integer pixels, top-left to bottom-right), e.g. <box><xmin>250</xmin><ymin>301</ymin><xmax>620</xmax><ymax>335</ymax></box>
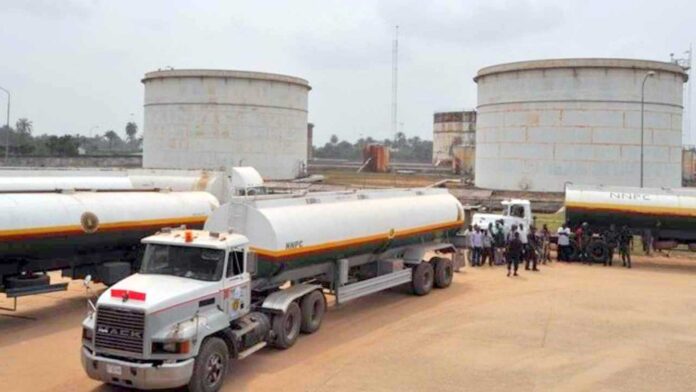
<box><xmin>300</xmin><ymin>290</ymin><xmax>326</xmax><ymax>334</ymax></box>
<box><xmin>587</xmin><ymin>240</ymin><xmax>609</xmax><ymax>264</ymax></box>
<box><xmin>272</xmin><ymin>302</ymin><xmax>301</xmax><ymax>349</ymax></box>
<box><xmin>412</xmin><ymin>262</ymin><xmax>434</xmax><ymax>296</ymax></box>
<box><xmin>689</xmin><ymin>243</ymin><xmax>696</xmax><ymax>252</ymax></box>
<box><xmin>5</xmin><ymin>273</ymin><xmax>49</xmax><ymax>289</ymax></box>
<box><xmin>567</xmin><ymin>241</ymin><xmax>580</xmax><ymax>261</ymax></box>
<box><xmin>653</xmin><ymin>240</ymin><xmax>678</xmax><ymax>250</ymax></box>
<box><xmin>188</xmin><ymin>337</ymin><xmax>229</xmax><ymax>392</ymax></box>
<box><xmin>431</xmin><ymin>257</ymin><xmax>453</xmax><ymax>288</ymax></box>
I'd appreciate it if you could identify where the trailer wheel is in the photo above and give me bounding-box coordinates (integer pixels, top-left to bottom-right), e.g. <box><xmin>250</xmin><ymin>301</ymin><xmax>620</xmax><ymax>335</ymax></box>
<box><xmin>188</xmin><ymin>337</ymin><xmax>229</xmax><ymax>392</ymax></box>
<box><xmin>688</xmin><ymin>243</ymin><xmax>696</xmax><ymax>252</ymax></box>
<box><xmin>5</xmin><ymin>273</ymin><xmax>50</xmax><ymax>289</ymax></box>
<box><xmin>587</xmin><ymin>240</ymin><xmax>609</xmax><ymax>264</ymax></box>
<box><xmin>412</xmin><ymin>262</ymin><xmax>434</xmax><ymax>296</ymax></box>
<box><xmin>300</xmin><ymin>290</ymin><xmax>326</xmax><ymax>334</ymax></box>
<box><xmin>431</xmin><ymin>257</ymin><xmax>453</xmax><ymax>288</ymax></box>
<box><xmin>272</xmin><ymin>302</ymin><xmax>301</xmax><ymax>349</ymax></box>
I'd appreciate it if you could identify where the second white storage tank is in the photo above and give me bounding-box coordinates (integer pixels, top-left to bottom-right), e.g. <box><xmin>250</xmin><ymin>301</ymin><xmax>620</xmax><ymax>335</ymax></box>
<box><xmin>474</xmin><ymin>58</ymin><xmax>688</xmax><ymax>191</ymax></box>
<box><xmin>142</xmin><ymin>69</ymin><xmax>311</xmax><ymax>179</ymax></box>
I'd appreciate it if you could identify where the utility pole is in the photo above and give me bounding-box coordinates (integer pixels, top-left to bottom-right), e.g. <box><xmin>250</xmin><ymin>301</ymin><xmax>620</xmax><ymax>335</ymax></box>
<box><xmin>391</xmin><ymin>25</ymin><xmax>399</xmax><ymax>142</ymax></box>
<box><xmin>0</xmin><ymin>86</ymin><xmax>10</xmax><ymax>163</ymax></box>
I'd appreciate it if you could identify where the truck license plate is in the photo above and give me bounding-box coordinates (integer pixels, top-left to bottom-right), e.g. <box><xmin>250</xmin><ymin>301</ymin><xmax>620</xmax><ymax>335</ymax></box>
<box><xmin>106</xmin><ymin>364</ymin><xmax>122</xmax><ymax>376</ymax></box>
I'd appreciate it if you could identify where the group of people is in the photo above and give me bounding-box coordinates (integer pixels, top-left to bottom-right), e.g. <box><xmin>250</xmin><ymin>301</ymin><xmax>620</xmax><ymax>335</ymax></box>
<box><xmin>459</xmin><ymin>222</ymin><xmax>552</xmax><ymax>277</ymax></box>
<box><xmin>556</xmin><ymin>222</ymin><xmax>634</xmax><ymax>268</ymax></box>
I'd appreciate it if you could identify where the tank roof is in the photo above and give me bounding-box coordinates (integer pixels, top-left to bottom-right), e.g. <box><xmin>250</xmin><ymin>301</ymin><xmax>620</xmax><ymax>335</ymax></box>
<box><xmin>475</xmin><ymin>58</ymin><xmax>688</xmax><ymax>82</ymax></box>
<box><xmin>142</xmin><ymin>69</ymin><xmax>311</xmax><ymax>90</ymax></box>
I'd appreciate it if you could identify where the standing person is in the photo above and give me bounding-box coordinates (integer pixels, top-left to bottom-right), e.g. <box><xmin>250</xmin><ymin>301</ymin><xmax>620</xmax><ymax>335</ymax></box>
<box><xmin>506</xmin><ymin>232</ymin><xmax>523</xmax><ymax>277</ymax></box>
<box><xmin>494</xmin><ymin>220</ymin><xmax>506</xmax><ymax>265</ymax></box>
<box><xmin>471</xmin><ymin>226</ymin><xmax>483</xmax><ymax>267</ymax></box>
<box><xmin>557</xmin><ymin>223</ymin><xmax>571</xmax><ymax>261</ymax></box>
<box><xmin>641</xmin><ymin>228</ymin><xmax>653</xmax><ymax>256</ymax></box>
<box><xmin>604</xmin><ymin>224</ymin><xmax>618</xmax><ymax>266</ymax></box>
<box><xmin>619</xmin><ymin>225</ymin><xmax>633</xmax><ymax>268</ymax></box>
<box><xmin>519</xmin><ymin>224</ymin><xmax>529</xmax><ymax>265</ymax></box>
<box><xmin>540</xmin><ymin>224</ymin><xmax>551</xmax><ymax>264</ymax></box>
<box><xmin>483</xmin><ymin>229</ymin><xmax>493</xmax><ymax>266</ymax></box>
<box><xmin>462</xmin><ymin>225</ymin><xmax>473</xmax><ymax>266</ymax></box>
<box><xmin>525</xmin><ymin>226</ymin><xmax>539</xmax><ymax>271</ymax></box>
<box><xmin>581</xmin><ymin>222</ymin><xmax>593</xmax><ymax>265</ymax></box>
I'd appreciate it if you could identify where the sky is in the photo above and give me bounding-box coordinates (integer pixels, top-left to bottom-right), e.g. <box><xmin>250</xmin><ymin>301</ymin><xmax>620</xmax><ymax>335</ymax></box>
<box><xmin>0</xmin><ymin>0</ymin><xmax>695</xmax><ymax>145</ymax></box>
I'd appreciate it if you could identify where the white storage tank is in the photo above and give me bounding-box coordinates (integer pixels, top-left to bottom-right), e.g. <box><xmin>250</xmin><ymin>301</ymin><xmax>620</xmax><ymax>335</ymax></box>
<box><xmin>142</xmin><ymin>69</ymin><xmax>311</xmax><ymax>179</ymax></box>
<box><xmin>474</xmin><ymin>58</ymin><xmax>688</xmax><ymax>191</ymax></box>
<box><xmin>432</xmin><ymin>111</ymin><xmax>476</xmax><ymax>165</ymax></box>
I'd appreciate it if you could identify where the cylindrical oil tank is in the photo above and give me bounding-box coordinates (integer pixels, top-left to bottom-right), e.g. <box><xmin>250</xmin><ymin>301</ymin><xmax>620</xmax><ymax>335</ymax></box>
<box><xmin>205</xmin><ymin>188</ymin><xmax>464</xmax><ymax>277</ymax></box>
<box><xmin>0</xmin><ymin>191</ymin><xmax>219</xmax><ymax>273</ymax></box>
<box><xmin>142</xmin><ymin>69</ymin><xmax>311</xmax><ymax>179</ymax></box>
<box><xmin>474</xmin><ymin>58</ymin><xmax>688</xmax><ymax>191</ymax></box>
<box><xmin>452</xmin><ymin>144</ymin><xmax>475</xmax><ymax>175</ymax></box>
<box><xmin>565</xmin><ymin>185</ymin><xmax>696</xmax><ymax>245</ymax></box>
<box><xmin>433</xmin><ymin>111</ymin><xmax>476</xmax><ymax>165</ymax></box>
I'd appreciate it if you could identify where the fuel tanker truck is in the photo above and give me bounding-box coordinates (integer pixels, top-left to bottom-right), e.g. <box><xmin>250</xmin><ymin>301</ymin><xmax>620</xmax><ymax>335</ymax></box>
<box><xmin>564</xmin><ymin>185</ymin><xmax>696</xmax><ymax>260</ymax></box>
<box><xmin>81</xmin><ymin>188</ymin><xmax>464</xmax><ymax>391</ymax></box>
<box><xmin>0</xmin><ymin>191</ymin><xmax>219</xmax><ymax>304</ymax></box>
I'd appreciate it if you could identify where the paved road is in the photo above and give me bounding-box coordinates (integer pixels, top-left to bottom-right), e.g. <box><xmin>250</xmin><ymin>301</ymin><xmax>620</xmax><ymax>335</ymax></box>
<box><xmin>1</xmin><ymin>257</ymin><xmax>695</xmax><ymax>391</ymax></box>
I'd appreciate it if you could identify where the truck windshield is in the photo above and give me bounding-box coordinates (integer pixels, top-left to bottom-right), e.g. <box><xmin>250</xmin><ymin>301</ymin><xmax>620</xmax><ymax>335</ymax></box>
<box><xmin>140</xmin><ymin>244</ymin><xmax>225</xmax><ymax>282</ymax></box>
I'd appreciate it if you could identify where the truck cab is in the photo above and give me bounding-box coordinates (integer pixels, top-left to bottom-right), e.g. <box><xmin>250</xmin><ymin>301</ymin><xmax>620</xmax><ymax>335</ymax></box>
<box><xmin>472</xmin><ymin>199</ymin><xmax>533</xmax><ymax>237</ymax></box>
<box><xmin>81</xmin><ymin>229</ymin><xmax>261</xmax><ymax>392</ymax></box>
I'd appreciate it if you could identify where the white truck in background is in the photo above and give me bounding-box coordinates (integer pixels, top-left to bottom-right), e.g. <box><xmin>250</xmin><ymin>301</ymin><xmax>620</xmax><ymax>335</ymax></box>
<box><xmin>471</xmin><ymin>199</ymin><xmax>534</xmax><ymax>238</ymax></box>
<box><xmin>81</xmin><ymin>188</ymin><xmax>465</xmax><ymax>392</ymax></box>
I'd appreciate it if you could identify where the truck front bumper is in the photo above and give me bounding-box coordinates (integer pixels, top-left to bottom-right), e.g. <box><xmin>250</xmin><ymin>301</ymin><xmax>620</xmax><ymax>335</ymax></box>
<box><xmin>81</xmin><ymin>346</ymin><xmax>194</xmax><ymax>390</ymax></box>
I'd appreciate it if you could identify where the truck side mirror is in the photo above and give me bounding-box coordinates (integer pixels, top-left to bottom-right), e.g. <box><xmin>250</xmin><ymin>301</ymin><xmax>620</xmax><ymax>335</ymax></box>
<box><xmin>246</xmin><ymin>252</ymin><xmax>257</xmax><ymax>275</ymax></box>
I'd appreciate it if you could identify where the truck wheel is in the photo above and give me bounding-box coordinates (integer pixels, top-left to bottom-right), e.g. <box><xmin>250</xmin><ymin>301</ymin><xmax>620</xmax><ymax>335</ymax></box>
<box><xmin>5</xmin><ymin>273</ymin><xmax>50</xmax><ymax>289</ymax></box>
<box><xmin>272</xmin><ymin>302</ymin><xmax>301</xmax><ymax>349</ymax></box>
<box><xmin>188</xmin><ymin>337</ymin><xmax>229</xmax><ymax>392</ymax></box>
<box><xmin>688</xmin><ymin>243</ymin><xmax>696</xmax><ymax>252</ymax></box>
<box><xmin>431</xmin><ymin>257</ymin><xmax>453</xmax><ymax>288</ymax></box>
<box><xmin>567</xmin><ymin>241</ymin><xmax>580</xmax><ymax>261</ymax></box>
<box><xmin>300</xmin><ymin>290</ymin><xmax>326</xmax><ymax>334</ymax></box>
<box><xmin>587</xmin><ymin>241</ymin><xmax>609</xmax><ymax>263</ymax></box>
<box><xmin>412</xmin><ymin>262</ymin><xmax>434</xmax><ymax>296</ymax></box>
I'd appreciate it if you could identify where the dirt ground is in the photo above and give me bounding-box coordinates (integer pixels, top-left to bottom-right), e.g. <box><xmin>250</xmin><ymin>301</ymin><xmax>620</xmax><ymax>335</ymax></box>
<box><xmin>1</xmin><ymin>255</ymin><xmax>695</xmax><ymax>392</ymax></box>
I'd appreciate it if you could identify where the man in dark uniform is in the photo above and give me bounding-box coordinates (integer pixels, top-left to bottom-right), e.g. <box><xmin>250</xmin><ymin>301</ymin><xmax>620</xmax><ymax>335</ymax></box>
<box><xmin>507</xmin><ymin>232</ymin><xmax>523</xmax><ymax>277</ymax></box>
<box><xmin>619</xmin><ymin>225</ymin><xmax>633</xmax><ymax>268</ymax></box>
<box><xmin>603</xmin><ymin>224</ymin><xmax>619</xmax><ymax>266</ymax></box>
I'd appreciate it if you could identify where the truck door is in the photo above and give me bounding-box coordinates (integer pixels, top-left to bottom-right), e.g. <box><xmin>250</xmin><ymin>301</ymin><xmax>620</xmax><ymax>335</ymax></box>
<box><xmin>223</xmin><ymin>249</ymin><xmax>251</xmax><ymax>319</ymax></box>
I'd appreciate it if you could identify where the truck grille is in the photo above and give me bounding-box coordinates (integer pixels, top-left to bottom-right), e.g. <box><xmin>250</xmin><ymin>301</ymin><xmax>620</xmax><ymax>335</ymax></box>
<box><xmin>95</xmin><ymin>306</ymin><xmax>145</xmax><ymax>354</ymax></box>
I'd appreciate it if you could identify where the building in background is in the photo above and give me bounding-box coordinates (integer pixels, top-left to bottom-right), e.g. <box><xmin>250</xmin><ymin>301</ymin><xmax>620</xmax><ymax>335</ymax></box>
<box><xmin>432</xmin><ymin>111</ymin><xmax>476</xmax><ymax>166</ymax></box>
<box><xmin>474</xmin><ymin>58</ymin><xmax>688</xmax><ymax>191</ymax></box>
<box><xmin>142</xmin><ymin>69</ymin><xmax>311</xmax><ymax>179</ymax></box>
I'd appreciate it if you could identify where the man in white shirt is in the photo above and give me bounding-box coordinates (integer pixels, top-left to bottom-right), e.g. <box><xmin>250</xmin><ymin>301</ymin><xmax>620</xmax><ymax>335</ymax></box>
<box><xmin>557</xmin><ymin>223</ymin><xmax>571</xmax><ymax>261</ymax></box>
<box><xmin>471</xmin><ymin>227</ymin><xmax>483</xmax><ymax>266</ymax></box>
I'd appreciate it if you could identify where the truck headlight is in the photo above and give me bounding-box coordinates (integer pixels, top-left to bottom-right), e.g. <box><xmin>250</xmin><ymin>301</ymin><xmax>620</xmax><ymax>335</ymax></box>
<box><xmin>152</xmin><ymin>340</ymin><xmax>191</xmax><ymax>354</ymax></box>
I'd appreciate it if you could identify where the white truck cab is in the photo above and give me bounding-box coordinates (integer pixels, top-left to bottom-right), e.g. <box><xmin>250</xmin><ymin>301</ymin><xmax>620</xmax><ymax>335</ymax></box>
<box><xmin>81</xmin><ymin>229</ymin><xmax>261</xmax><ymax>392</ymax></box>
<box><xmin>471</xmin><ymin>199</ymin><xmax>533</xmax><ymax>237</ymax></box>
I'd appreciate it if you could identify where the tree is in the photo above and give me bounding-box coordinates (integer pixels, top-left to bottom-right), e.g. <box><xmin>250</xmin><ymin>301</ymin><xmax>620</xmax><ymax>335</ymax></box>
<box><xmin>104</xmin><ymin>130</ymin><xmax>121</xmax><ymax>150</ymax></box>
<box><xmin>125</xmin><ymin>122</ymin><xmax>138</xmax><ymax>143</ymax></box>
<box><xmin>330</xmin><ymin>134</ymin><xmax>339</xmax><ymax>144</ymax></box>
<box><xmin>15</xmin><ymin>118</ymin><xmax>32</xmax><ymax>135</ymax></box>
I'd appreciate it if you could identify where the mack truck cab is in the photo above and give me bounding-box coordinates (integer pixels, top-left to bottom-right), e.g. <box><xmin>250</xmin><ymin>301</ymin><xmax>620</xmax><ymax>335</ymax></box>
<box><xmin>472</xmin><ymin>199</ymin><xmax>533</xmax><ymax>237</ymax></box>
<box><xmin>81</xmin><ymin>223</ymin><xmax>459</xmax><ymax>391</ymax></box>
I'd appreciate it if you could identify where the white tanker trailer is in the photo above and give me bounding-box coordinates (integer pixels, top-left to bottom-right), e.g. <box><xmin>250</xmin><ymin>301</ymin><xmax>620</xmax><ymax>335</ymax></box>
<box><xmin>0</xmin><ymin>191</ymin><xmax>219</xmax><ymax>301</ymax></box>
<box><xmin>81</xmin><ymin>188</ymin><xmax>464</xmax><ymax>391</ymax></box>
<box><xmin>565</xmin><ymin>185</ymin><xmax>696</xmax><ymax>252</ymax></box>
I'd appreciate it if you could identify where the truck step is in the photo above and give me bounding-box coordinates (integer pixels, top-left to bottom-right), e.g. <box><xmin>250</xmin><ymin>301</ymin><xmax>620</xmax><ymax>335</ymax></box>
<box><xmin>336</xmin><ymin>268</ymin><xmax>412</xmax><ymax>304</ymax></box>
<box><xmin>232</xmin><ymin>321</ymin><xmax>259</xmax><ymax>339</ymax></box>
<box><xmin>237</xmin><ymin>341</ymin><xmax>267</xmax><ymax>360</ymax></box>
